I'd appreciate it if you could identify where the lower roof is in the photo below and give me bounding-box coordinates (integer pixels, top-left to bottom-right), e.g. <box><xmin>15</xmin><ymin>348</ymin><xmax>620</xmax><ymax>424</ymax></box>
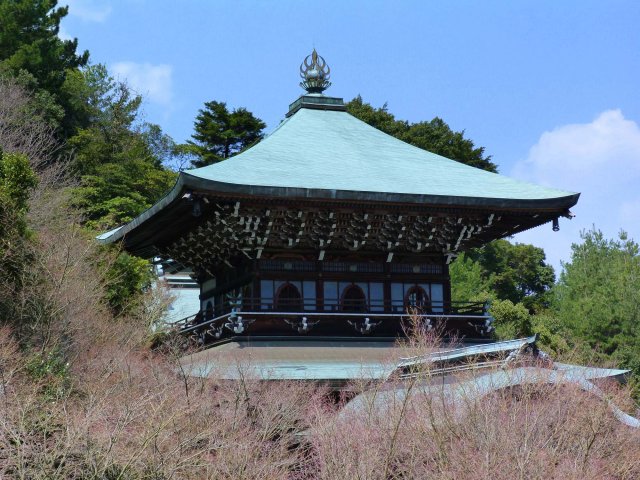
<box><xmin>180</xmin><ymin>339</ymin><xmax>403</xmax><ymax>382</ymax></box>
<box><xmin>179</xmin><ymin>338</ymin><xmax>629</xmax><ymax>387</ymax></box>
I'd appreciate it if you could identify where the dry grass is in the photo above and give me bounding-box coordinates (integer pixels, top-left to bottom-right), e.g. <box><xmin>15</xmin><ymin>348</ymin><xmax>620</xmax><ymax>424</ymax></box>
<box><xmin>2</xmin><ymin>296</ymin><xmax>639</xmax><ymax>479</ymax></box>
<box><xmin>0</xmin><ymin>76</ymin><xmax>61</xmax><ymax>171</ymax></box>
<box><xmin>306</xmin><ymin>376</ymin><xmax>640</xmax><ymax>480</ymax></box>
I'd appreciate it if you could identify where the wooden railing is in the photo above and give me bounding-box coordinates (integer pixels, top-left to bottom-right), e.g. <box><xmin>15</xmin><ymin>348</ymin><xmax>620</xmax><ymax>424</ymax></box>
<box><xmin>193</xmin><ymin>298</ymin><xmax>484</xmax><ymax>318</ymax></box>
<box><xmin>169</xmin><ymin>298</ymin><xmax>492</xmax><ymax>340</ymax></box>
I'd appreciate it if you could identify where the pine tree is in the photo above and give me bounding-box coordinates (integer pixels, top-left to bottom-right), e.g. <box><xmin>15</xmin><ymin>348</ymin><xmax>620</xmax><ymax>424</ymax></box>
<box><xmin>188</xmin><ymin>101</ymin><xmax>265</xmax><ymax>167</ymax></box>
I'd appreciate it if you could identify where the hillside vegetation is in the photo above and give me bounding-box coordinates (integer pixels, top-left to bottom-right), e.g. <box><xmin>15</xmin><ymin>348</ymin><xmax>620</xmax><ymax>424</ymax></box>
<box><xmin>0</xmin><ymin>1</ymin><xmax>639</xmax><ymax>477</ymax></box>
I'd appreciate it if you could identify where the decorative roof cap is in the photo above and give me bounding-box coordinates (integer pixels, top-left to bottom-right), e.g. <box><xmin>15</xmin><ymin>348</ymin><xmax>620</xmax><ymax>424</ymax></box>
<box><xmin>299</xmin><ymin>49</ymin><xmax>331</xmax><ymax>94</ymax></box>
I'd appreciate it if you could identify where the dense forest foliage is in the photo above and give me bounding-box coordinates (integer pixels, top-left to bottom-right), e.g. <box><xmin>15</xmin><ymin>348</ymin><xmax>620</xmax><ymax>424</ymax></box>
<box><xmin>0</xmin><ymin>0</ymin><xmax>639</xmax><ymax>475</ymax></box>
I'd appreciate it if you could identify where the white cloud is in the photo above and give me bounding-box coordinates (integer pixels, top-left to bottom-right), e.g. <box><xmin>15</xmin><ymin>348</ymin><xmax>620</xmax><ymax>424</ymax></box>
<box><xmin>511</xmin><ymin>110</ymin><xmax>640</xmax><ymax>274</ymax></box>
<box><xmin>112</xmin><ymin>62</ymin><xmax>174</xmax><ymax>107</ymax></box>
<box><xmin>63</xmin><ymin>0</ymin><xmax>112</xmax><ymax>22</ymax></box>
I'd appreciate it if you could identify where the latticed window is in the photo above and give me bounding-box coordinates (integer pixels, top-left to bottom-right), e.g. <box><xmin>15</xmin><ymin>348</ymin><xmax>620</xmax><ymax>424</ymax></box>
<box><xmin>405</xmin><ymin>286</ymin><xmax>430</xmax><ymax>312</ymax></box>
<box><xmin>275</xmin><ymin>283</ymin><xmax>302</xmax><ymax>312</ymax></box>
<box><xmin>390</xmin><ymin>263</ymin><xmax>443</xmax><ymax>275</ymax></box>
<box><xmin>341</xmin><ymin>284</ymin><xmax>367</xmax><ymax>313</ymax></box>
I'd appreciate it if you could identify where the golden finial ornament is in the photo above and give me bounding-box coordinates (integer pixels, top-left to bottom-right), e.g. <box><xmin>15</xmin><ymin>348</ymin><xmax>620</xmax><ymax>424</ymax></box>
<box><xmin>299</xmin><ymin>49</ymin><xmax>331</xmax><ymax>94</ymax></box>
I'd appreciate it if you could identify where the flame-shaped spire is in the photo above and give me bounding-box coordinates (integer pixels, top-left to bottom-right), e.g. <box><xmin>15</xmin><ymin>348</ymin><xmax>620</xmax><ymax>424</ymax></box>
<box><xmin>299</xmin><ymin>49</ymin><xmax>331</xmax><ymax>94</ymax></box>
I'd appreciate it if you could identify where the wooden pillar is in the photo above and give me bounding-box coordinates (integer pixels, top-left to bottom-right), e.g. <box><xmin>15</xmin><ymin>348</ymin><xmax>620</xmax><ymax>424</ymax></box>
<box><xmin>383</xmin><ymin>262</ymin><xmax>392</xmax><ymax>314</ymax></box>
<box><xmin>316</xmin><ymin>259</ymin><xmax>324</xmax><ymax>312</ymax></box>
<box><xmin>443</xmin><ymin>260</ymin><xmax>452</xmax><ymax>308</ymax></box>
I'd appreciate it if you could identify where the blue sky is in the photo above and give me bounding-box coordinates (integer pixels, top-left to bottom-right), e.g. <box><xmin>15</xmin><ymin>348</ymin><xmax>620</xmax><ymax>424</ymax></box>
<box><xmin>60</xmin><ymin>0</ymin><xmax>640</xmax><ymax>273</ymax></box>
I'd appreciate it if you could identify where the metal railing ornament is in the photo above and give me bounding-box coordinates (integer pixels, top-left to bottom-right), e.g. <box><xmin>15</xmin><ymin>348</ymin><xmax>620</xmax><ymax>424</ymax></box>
<box><xmin>348</xmin><ymin>317</ymin><xmax>381</xmax><ymax>335</ymax></box>
<box><xmin>285</xmin><ymin>316</ymin><xmax>320</xmax><ymax>333</ymax></box>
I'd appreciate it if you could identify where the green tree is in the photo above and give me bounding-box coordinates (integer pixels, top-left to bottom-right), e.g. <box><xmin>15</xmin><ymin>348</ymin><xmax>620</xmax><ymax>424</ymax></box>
<box><xmin>530</xmin><ymin>311</ymin><xmax>572</xmax><ymax>357</ymax></box>
<box><xmin>75</xmin><ymin>159</ymin><xmax>176</xmax><ymax>230</ymax></box>
<box><xmin>403</xmin><ymin>118</ymin><xmax>495</xmax><ymax>171</ymax></box>
<box><xmin>449</xmin><ymin>252</ymin><xmax>493</xmax><ymax>303</ymax></box>
<box><xmin>490</xmin><ymin>299</ymin><xmax>533</xmax><ymax>340</ymax></box>
<box><xmin>188</xmin><ymin>100</ymin><xmax>266</xmax><ymax>167</ymax></box>
<box><xmin>490</xmin><ymin>299</ymin><xmax>572</xmax><ymax>357</ymax></box>
<box><xmin>59</xmin><ymin>63</ymin><xmax>119</xmax><ymax>140</ymax></box>
<box><xmin>103</xmin><ymin>250</ymin><xmax>154</xmax><ymax>315</ymax></box>
<box><xmin>58</xmin><ymin>66</ymin><xmax>179</xmax><ymax>314</ymax></box>
<box><xmin>0</xmin><ymin>149</ymin><xmax>38</xmax><ymax>213</ymax></box>
<box><xmin>461</xmin><ymin>240</ymin><xmax>555</xmax><ymax>311</ymax></box>
<box><xmin>0</xmin><ymin>0</ymin><xmax>89</xmax><ymax>136</ymax></box>
<box><xmin>67</xmin><ymin>67</ymin><xmax>178</xmax><ymax>229</ymax></box>
<box><xmin>555</xmin><ymin>228</ymin><xmax>640</xmax><ymax>357</ymax></box>
<box><xmin>67</xmin><ymin>65</ymin><xmax>145</xmax><ymax>175</ymax></box>
<box><xmin>0</xmin><ymin>150</ymin><xmax>38</xmax><ymax>311</ymax></box>
<box><xmin>346</xmin><ymin>96</ymin><xmax>407</xmax><ymax>138</ymax></box>
<box><xmin>346</xmin><ymin>96</ymin><xmax>497</xmax><ymax>172</ymax></box>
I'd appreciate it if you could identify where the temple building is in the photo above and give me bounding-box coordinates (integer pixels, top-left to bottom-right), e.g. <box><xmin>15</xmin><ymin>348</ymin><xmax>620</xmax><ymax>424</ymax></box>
<box><xmin>99</xmin><ymin>50</ymin><xmax>578</xmax><ymax>352</ymax></box>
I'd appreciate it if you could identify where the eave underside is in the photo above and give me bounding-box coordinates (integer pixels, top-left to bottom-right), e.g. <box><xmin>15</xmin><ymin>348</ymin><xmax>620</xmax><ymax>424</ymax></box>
<box><xmin>114</xmin><ymin>188</ymin><xmax>574</xmax><ymax>276</ymax></box>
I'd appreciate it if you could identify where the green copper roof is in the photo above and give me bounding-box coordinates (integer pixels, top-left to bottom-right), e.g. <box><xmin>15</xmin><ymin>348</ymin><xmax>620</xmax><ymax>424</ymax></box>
<box><xmin>184</xmin><ymin>106</ymin><xmax>577</xmax><ymax>203</ymax></box>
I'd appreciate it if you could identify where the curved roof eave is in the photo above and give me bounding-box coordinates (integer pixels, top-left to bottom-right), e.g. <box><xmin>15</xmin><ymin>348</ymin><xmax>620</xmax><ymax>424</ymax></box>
<box><xmin>97</xmin><ymin>174</ymin><xmax>186</xmax><ymax>244</ymax></box>
<box><xmin>97</xmin><ymin>171</ymin><xmax>579</xmax><ymax>245</ymax></box>
<box><xmin>183</xmin><ymin>172</ymin><xmax>580</xmax><ymax>208</ymax></box>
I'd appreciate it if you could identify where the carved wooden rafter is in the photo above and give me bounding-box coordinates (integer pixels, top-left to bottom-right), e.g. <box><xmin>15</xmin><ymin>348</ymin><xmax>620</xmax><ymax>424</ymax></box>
<box><xmin>162</xmin><ymin>201</ymin><xmax>517</xmax><ymax>271</ymax></box>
